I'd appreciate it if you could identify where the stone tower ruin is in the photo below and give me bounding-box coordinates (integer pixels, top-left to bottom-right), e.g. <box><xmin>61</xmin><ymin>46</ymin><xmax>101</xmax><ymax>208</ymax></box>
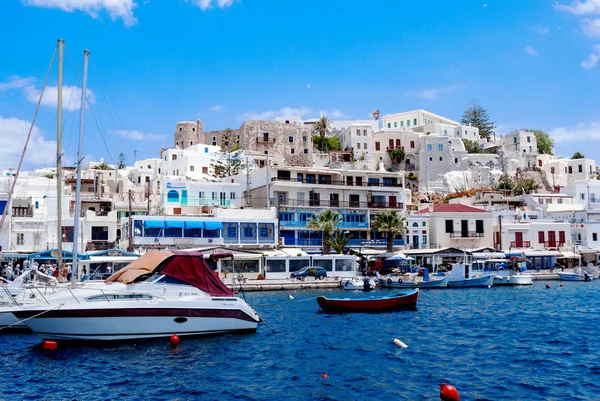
<box><xmin>174</xmin><ymin>119</ymin><xmax>204</xmax><ymax>149</ymax></box>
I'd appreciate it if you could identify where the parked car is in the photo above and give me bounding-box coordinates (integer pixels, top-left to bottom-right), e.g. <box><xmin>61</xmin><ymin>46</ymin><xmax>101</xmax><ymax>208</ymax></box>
<box><xmin>290</xmin><ymin>266</ymin><xmax>328</xmax><ymax>280</ymax></box>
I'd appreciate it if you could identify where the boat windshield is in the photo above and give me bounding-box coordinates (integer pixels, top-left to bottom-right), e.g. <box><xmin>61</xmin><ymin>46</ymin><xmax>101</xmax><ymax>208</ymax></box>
<box><xmin>146</xmin><ymin>273</ymin><xmax>191</xmax><ymax>286</ymax></box>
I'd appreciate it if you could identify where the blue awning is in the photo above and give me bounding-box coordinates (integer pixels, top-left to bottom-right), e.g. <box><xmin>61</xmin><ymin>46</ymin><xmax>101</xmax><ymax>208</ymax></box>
<box><xmin>144</xmin><ymin>220</ymin><xmax>164</xmax><ymax>229</ymax></box>
<box><xmin>184</xmin><ymin>221</ymin><xmax>205</xmax><ymax>230</ymax></box>
<box><xmin>203</xmin><ymin>221</ymin><xmax>223</xmax><ymax>230</ymax></box>
<box><xmin>165</xmin><ymin>220</ymin><xmax>184</xmax><ymax>229</ymax></box>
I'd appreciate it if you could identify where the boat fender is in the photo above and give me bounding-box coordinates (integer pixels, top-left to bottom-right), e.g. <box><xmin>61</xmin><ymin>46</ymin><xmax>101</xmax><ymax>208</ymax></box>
<box><xmin>321</xmin><ymin>372</ymin><xmax>329</xmax><ymax>379</ymax></box>
<box><xmin>397</xmin><ymin>278</ymin><xmax>403</xmax><ymax>284</ymax></box>
<box><xmin>43</xmin><ymin>340</ymin><xmax>58</xmax><ymax>350</ymax></box>
<box><xmin>439</xmin><ymin>383</ymin><xmax>460</xmax><ymax>401</ymax></box>
<box><xmin>387</xmin><ymin>278</ymin><xmax>392</xmax><ymax>285</ymax></box>
<box><xmin>393</xmin><ymin>338</ymin><xmax>408</xmax><ymax>348</ymax></box>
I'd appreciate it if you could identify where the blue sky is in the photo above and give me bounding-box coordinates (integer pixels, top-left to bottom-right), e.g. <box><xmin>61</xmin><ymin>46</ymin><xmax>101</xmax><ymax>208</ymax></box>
<box><xmin>1</xmin><ymin>0</ymin><xmax>600</xmax><ymax>171</ymax></box>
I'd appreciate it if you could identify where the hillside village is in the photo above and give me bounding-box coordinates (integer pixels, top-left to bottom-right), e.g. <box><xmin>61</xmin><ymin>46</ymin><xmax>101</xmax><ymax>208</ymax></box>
<box><xmin>2</xmin><ymin>107</ymin><xmax>599</xmax><ymax>271</ymax></box>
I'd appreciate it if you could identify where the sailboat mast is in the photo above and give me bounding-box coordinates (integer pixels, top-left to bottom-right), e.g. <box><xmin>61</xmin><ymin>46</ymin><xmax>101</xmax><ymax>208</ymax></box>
<box><xmin>56</xmin><ymin>39</ymin><xmax>64</xmax><ymax>269</ymax></box>
<box><xmin>71</xmin><ymin>49</ymin><xmax>90</xmax><ymax>288</ymax></box>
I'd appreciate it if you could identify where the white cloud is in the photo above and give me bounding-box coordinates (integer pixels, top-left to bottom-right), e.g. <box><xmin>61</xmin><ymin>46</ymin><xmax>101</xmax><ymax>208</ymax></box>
<box><xmin>187</xmin><ymin>0</ymin><xmax>235</xmax><ymax>11</ymax></box>
<box><xmin>405</xmin><ymin>84</ymin><xmax>458</xmax><ymax>100</ymax></box>
<box><xmin>555</xmin><ymin>0</ymin><xmax>600</xmax><ymax>15</ymax></box>
<box><xmin>582</xmin><ymin>44</ymin><xmax>600</xmax><ymax>68</ymax></box>
<box><xmin>536</xmin><ymin>25</ymin><xmax>550</xmax><ymax>35</ymax></box>
<box><xmin>239</xmin><ymin>106</ymin><xmax>310</xmax><ymax>120</ymax></box>
<box><xmin>210</xmin><ymin>104</ymin><xmax>224</xmax><ymax>111</ymax></box>
<box><xmin>524</xmin><ymin>45</ymin><xmax>539</xmax><ymax>56</ymax></box>
<box><xmin>582</xmin><ymin>18</ymin><xmax>600</xmax><ymax>37</ymax></box>
<box><xmin>21</xmin><ymin>0</ymin><xmax>137</xmax><ymax>26</ymax></box>
<box><xmin>318</xmin><ymin>109</ymin><xmax>347</xmax><ymax>119</ymax></box>
<box><xmin>0</xmin><ymin>115</ymin><xmax>58</xmax><ymax>170</ymax></box>
<box><xmin>110</xmin><ymin>130</ymin><xmax>167</xmax><ymax>141</ymax></box>
<box><xmin>550</xmin><ymin>121</ymin><xmax>600</xmax><ymax>142</ymax></box>
<box><xmin>0</xmin><ymin>76</ymin><xmax>95</xmax><ymax>111</ymax></box>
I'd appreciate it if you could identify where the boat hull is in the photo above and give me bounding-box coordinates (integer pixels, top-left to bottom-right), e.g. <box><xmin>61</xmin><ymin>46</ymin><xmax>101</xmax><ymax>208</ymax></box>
<box><xmin>447</xmin><ymin>275</ymin><xmax>495</xmax><ymax>288</ymax></box>
<box><xmin>493</xmin><ymin>274</ymin><xmax>533</xmax><ymax>286</ymax></box>
<box><xmin>340</xmin><ymin>278</ymin><xmax>376</xmax><ymax>291</ymax></box>
<box><xmin>12</xmin><ymin>305</ymin><xmax>259</xmax><ymax>341</ymax></box>
<box><xmin>0</xmin><ymin>310</ymin><xmax>27</xmax><ymax>330</ymax></box>
<box><xmin>557</xmin><ymin>273</ymin><xmax>583</xmax><ymax>281</ymax></box>
<box><xmin>381</xmin><ymin>276</ymin><xmax>449</xmax><ymax>289</ymax></box>
<box><xmin>317</xmin><ymin>290</ymin><xmax>418</xmax><ymax>313</ymax></box>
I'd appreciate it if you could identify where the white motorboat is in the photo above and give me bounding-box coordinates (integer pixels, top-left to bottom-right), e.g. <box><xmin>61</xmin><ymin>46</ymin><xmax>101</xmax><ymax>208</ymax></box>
<box><xmin>11</xmin><ymin>251</ymin><xmax>261</xmax><ymax>341</ymax></box>
<box><xmin>557</xmin><ymin>269</ymin><xmax>592</xmax><ymax>282</ymax></box>
<box><xmin>472</xmin><ymin>259</ymin><xmax>533</xmax><ymax>286</ymax></box>
<box><xmin>340</xmin><ymin>276</ymin><xmax>377</xmax><ymax>291</ymax></box>
<box><xmin>446</xmin><ymin>263</ymin><xmax>495</xmax><ymax>288</ymax></box>
<box><xmin>379</xmin><ymin>268</ymin><xmax>449</xmax><ymax>289</ymax></box>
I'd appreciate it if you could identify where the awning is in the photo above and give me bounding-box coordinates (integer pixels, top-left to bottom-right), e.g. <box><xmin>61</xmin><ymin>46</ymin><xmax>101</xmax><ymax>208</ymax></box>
<box><xmin>203</xmin><ymin>221</ymin><xmax>223</xmax><ymax>230</ymax></box>
<box><xmin>165</xmin><ymin>220</ymin><xmax>184</xmax><ymax>229</ymax></box>
<box><xmin>522</xmin><ymin>249</ymin><xmax>562</xmax><ymax>257</ymax></box>
<box><xmin>144</xmin><ymin>220</ymin><xmax>164</xmax><ymax>229</ymax></box>
<box><xmin>386</xmin><ymin>252</ymin><xmax>415</xmax><ymax>261</ymax></box>
<box><xmin>184</xmin><ymin>221</ymin><xmax>205</xmax><ymax>230</ymax></box>
<box><xmin>558</xmin><ymin>251</ymin><xmax>581</xmax><ymax>259</ymax></box>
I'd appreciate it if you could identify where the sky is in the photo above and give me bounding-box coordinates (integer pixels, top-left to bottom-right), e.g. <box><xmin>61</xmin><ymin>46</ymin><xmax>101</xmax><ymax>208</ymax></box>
<box><xmin>1</xmin><ymin>0</ymin><xmax>600</xmax><ymax>171</ymax></box>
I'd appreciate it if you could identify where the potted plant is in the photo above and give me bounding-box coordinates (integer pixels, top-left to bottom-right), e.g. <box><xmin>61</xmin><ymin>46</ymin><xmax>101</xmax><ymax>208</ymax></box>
<box><xmin>257</xmin><ymin>273</ymin><xmax>265</xmax><ymax>280</ymax></box>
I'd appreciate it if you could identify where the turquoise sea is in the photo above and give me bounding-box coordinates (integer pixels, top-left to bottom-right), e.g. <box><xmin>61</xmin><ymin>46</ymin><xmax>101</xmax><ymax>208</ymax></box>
<box><xmin>1</xmin><ymin>281</ymin><xmax>599</xmax><ymax>400</ymax></box>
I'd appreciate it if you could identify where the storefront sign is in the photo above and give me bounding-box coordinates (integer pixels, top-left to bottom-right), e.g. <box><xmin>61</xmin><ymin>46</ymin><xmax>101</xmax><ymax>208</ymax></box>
<box><xmin>12</xmin><ymin>221</ymin><xmax>46</xmax><ymax>230</ymax></box>
<box><xmin>166</xmin><ymin>181</ymin><xmax>186</xmax><ymax>189</ymax></box>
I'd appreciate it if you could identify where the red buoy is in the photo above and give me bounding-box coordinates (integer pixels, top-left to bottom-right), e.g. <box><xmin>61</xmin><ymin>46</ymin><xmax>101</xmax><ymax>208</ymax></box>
<box><xmin>43</xmin><ymin>340</ymin><xmax>58</xmax><ymax>350</ymax></box>
<box><xmin>321</xmin><ymin>372</ymin><xmax>329</xmax><ymax>379</ymax></box>
<box><xmin>440</xmin><ymin>383</ymin><xmax>460</xmax><ymax>401</ymax></box>
<box><xmin>170</xmin><ymin>333</ymin><xmax>180</xmax><ymax>346</ymax></box>
<box><xmin>546</xmin><ymin>284</ymin><xmax>550</xmax><ymax>289</ymax></box>
<box><xmin>560</xmin><ymin>284</ymin><xmax>564</xmax><ymax>287</ymax></box>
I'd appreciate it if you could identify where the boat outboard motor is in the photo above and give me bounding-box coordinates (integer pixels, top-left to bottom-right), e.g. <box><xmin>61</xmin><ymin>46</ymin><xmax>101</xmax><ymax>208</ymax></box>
<box><xmin>363</xmin><ymin>277</ymin><xmax>372</xmax><ymax>291</ymax></box>
<box><xmin>584</xmin><ymin>271</ymin><xmax>591</xmax><ymax>282</ymax></box>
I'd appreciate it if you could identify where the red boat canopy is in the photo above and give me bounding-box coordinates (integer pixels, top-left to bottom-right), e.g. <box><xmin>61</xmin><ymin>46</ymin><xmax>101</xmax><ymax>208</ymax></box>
<box><xmin>159</xmin><ymin>251</ymin><xmax>234</xmax><ymax>297</ymax></box>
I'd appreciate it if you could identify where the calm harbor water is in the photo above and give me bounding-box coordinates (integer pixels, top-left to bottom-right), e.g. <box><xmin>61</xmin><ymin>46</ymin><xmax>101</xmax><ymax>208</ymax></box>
<box><xmin>1</xmin><ymin>281</ymin><xmax>599</xmax><ymax>401</ymax></box>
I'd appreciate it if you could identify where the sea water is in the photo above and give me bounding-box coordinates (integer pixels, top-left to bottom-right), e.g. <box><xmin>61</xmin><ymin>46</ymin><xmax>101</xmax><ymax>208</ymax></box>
<box><xmin>1</xmin><ymin>281</ymin><xmax>599</xmax><ymax>400</ymax></box>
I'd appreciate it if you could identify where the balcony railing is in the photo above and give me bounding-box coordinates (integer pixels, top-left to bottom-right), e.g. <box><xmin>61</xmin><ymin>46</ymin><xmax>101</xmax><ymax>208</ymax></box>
<box><xmin>449</xmin><ymin>232</ymin><xmax>485</xmax><ymax>238</ymax></box>
<box><xmin>280</xmin><ymin>221</ymin><xmax>369</xmax><ymax>229</ymax></box>
<box><xmin>275</xmin><ymin>199</ymin><xmax>403</xmax><ymax>209</ymax></box>
<box><xmin>510</xmin><ymin>241</ymin><xmax>531</xmax><ymax>248</ymax></box>
<box><xmin>272</xmin><ymin>177</ymin><xmax>402</xmax><ymax>188</ymax></box>
<box><xmin>256</xmin><ymin>137</ymin><xmax>276</xmax><ymax>144</ymax></box>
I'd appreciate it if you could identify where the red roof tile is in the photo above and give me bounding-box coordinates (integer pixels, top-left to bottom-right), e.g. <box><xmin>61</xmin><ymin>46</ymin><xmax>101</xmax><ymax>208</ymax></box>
<box><xmin>415</xmin><ymin>203</ymin><xmax>488</xmax><ymax>214</ymax></box>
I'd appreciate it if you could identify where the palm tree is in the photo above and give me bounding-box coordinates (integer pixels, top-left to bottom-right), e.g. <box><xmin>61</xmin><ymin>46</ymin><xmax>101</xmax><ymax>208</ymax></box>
<box><xmin>93</xmin><ymin>162</ymin><xmax>112</xmax><ymax>170</ymax></box>
<box><xmin>307</xmin><ymin>210</ymin><xmax>342</xmax><ymax>254</ymax></box>
<box><xmin>312</xmin><ymin>115</ymin><xmax>331</xmax><ymax>151</ymax></box>
<box><xmin>372</xmin><ymin>210</ymin><xmax>406</xmax><ymax>253</ymax></box>
<box><xmin>329</xmin><ymin>232</ymin><xmax>352</xmax><ymax>254</ymax></box>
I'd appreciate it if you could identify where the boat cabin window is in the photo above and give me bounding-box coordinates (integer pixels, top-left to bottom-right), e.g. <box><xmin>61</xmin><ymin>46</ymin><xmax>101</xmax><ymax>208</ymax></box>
<box><xmin>85</xmin><ymin>294</ymin><xmax>153</xmax><ymax>302</ymax></box>
<box><xmin>148</xmin><ymin>274</ymin><xmax>189</xmax><ymax>286</ymax></box>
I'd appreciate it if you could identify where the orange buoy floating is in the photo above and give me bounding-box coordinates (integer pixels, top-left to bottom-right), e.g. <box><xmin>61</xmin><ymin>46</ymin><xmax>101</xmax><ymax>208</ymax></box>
<box><xmin>170</xmin><ymin>333</ymin><xmax>180</xmax><ymax>346</ymax></box>
<box><xmin>440</xmin><ymin>383</ymin><xmax>460</xmax><ymax>401</ymax></box>
<box><xmin>43</xmin><ymin>340</ymin><xmax>58</xmax><ymax>350</ymax></box>
<box><xmin>321</xmin><ymin>372</ymin><xmax>329</xmax><ymax>379</ymax></box>
<box><xmin>546</xmin><ymin>284</ymin><xmax>550</xmax><ymax>289</ymax></box>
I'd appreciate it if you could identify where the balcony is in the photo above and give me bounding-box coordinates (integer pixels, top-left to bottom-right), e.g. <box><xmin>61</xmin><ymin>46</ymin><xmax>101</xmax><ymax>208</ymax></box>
<box><xmin>272</xmin><ymin>177</ymin><xmax>402</xmax><ymax>188</ymax></box>
<box><xmin>280</xmin><ymin>220</ymin><xmax>369</xmax><ymax>229</ymax></box>
<box><xmin>510</xmin><ymin>241</ymin><xmax>531</xmax><ymax>248</ymax></box>
<box><xmin>544</xmin><ymin>241</ymin><xmax>565</xmax><ymax>249</ymax></box>
<box><xmin>256</xmin><ymin>137</ymin><xmax>276</xmax><ymax>144</ymax></box>
<box><xmin>275</xmin><ymin>198</ymin><xmax>403</xmax><ymax>209</ymax></box>
<box><xmin>449</xmin><ymin>232</ymin><xmax>485</xmax><ymax>238</ymax></box>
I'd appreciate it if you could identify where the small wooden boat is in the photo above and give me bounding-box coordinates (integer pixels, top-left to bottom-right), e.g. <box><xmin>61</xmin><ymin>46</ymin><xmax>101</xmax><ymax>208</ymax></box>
<box><xmin>316</xmin><ymin>289</ymin><xmax>418</xmax><ymax>313</ymax></box>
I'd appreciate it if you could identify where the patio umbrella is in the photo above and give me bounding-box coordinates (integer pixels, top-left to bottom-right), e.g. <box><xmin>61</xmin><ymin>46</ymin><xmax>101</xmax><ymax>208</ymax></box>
<box><xmin>386</xmin><ymin>252</ymin><xmax>415</xmax><ymax>261</ymax></box>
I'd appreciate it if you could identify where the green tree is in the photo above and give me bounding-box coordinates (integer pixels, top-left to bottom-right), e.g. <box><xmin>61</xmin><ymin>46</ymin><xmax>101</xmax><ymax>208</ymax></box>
<box><xmin>388</xmin><ymin>148</ymin><xmax>406</xmax><ymax>166</ymax></box>
<box><xmin>210</xmin><ymin>128</ymin><xmax>245</xmax><ymax>178</ymax></box>
<box><xmin>513</xmin><ymin>178</ymin><xmax>539</xmax><ymax>195</ymax></box>
<box><xmin>460</xmin><ymin>101</ymin><xmax>496</xmax><ymax>140</ymax></box>
<box><xmin>93</xmin><ymin>162</ymin><xmax>112</xmax><ymax>170</ymax></box>
<box><xmin>307</xmin><ymin>210</ymin><xmax>342</xmax><ymax>255</ymax></box>
<box><xmin>572</xmin><ymin>152</ymin><xmax>585</xmax><ymax>159</ymax></box>
<box><xmin>329</xmin><ymin>232</ymin><xmax>352</xmax><ymax>254</ymax></box>
<box><xmin>462</xmin><ymin>138</ymin><xmax>482</xmax><ymax>154</ymax></box>
<box><xmin>312</xmin><ymin>116</ymin><xmax>332</xmax><ymax>151</ymax></box>
<box><xmin>372</xmin><ymin>210</ymin><xmax>406</xmax><ymax>253</ymax></box>
<box><xmin>312</xmin><ymin>135</ymin><xmax>340</xmax><ymax>152</ymax></box>
<box><xmin>522</xmin><ymin>129</ymin><xmax>554</xmax><ymax>155</ymax></box>
<box><xmin>495</xmin><ymin>174</ymin><xmax>515</xmax><ymax>191</ymax></box>
<box><xmin>117</xmin><ymin>153</ymin><xmax>126</xmax><ymax>169</ymax></box>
